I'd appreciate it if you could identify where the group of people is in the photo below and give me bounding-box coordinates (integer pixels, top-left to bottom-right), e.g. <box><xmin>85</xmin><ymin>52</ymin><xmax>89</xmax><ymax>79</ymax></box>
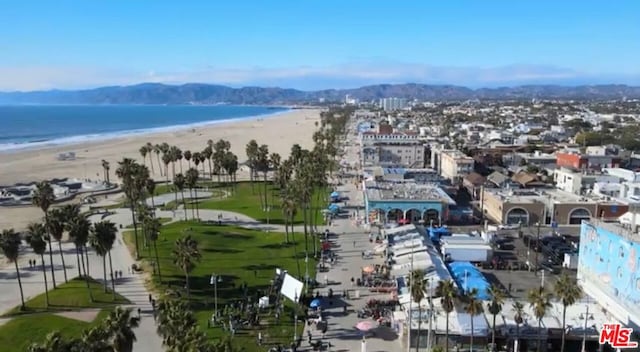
<box><xmin>27</xmin><ymin>259</ymin><xmax>40</xmax><ymax>268</ymax></box>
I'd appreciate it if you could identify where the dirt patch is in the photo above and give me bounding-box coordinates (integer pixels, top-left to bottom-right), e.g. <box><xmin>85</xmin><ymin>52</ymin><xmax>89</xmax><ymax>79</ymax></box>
<box><xmin>54</xmin><ymin>308</ymin><xmax>100</xmax><ymax>322</ymax></box>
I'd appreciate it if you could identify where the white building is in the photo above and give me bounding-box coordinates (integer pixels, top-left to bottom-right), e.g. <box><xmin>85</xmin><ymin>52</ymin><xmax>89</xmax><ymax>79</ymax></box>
<box><xmin>379</xmin><ymin>97</ymin><xmax>408</xmax><ymax>112</ymax></box>
<box><xmin>438</xmin><ymin>150</ymin><xmax>474</xmax><ymax>183</ymax></box>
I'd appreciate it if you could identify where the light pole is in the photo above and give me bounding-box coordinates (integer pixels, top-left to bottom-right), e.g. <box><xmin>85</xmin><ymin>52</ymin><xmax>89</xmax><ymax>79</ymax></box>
<box><xmin>293</xmin><ymin>290</ymin><xmax>299</xmax><ymax>344</ymax></box>
<box><xmin>535</xmin><ymin>222</ymin><xmax>541</xmax><ymax>271</ymax></box>
<box><xmin>426</xmin><ymin>278</ymin><xmax>434</xmax><ymax>350</ymax></box>
<box><xmin>210</xmin><ymin>273</ymin><xmax>221</xmax><ymax>320</ymax></box>
<box><xmin>581</xmin><ymin>302</ymin><xmax>589</xmax><ymax>352</ymax></box>
<box><xmin>304</xmin><ymin>254</ymin><xmax>309</xmax><ymax>291</ymax></box>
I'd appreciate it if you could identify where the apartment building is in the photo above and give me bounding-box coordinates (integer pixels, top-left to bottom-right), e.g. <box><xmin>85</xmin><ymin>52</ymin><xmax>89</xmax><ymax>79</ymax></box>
<box><xmin>438</xmin><ymin>149</ymin><xmax>475</xmax><ymax>183</ymax></box>
<box><xmin>360</xmin><ymin>132</ymin><xmax>425</xmax><ymax>168</ymax></box>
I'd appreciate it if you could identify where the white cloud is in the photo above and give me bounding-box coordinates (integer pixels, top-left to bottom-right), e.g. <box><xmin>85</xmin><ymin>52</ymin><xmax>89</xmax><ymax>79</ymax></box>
<box><xmin>0</xmin><ymin>62</ymin><xmax>634</xmax><ymax>91</ymax></box>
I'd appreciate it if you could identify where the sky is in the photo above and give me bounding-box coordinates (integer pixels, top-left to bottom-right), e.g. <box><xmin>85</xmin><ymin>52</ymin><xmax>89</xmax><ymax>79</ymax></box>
<box><xmin>1</xmin><ymin>0</ymin><xmax>639</xmax><ymax>91</ymax></box>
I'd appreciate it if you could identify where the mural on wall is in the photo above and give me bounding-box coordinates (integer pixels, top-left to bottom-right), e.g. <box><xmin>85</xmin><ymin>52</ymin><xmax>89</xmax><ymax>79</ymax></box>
<box><xmin>579</xmin><ymin>223</ymin><xmax>640</xmax><ymax>317</ymax></box>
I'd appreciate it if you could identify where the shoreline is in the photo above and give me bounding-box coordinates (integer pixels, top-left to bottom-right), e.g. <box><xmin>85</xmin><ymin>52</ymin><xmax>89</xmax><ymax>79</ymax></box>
<box><xmin>0</xmin><ymin>106</ymin><xmax>290</xmax><ymax>153</ymax></box>
<box><xmin>0</xmin><ymin>108</ymin><xmax>322</xmax><ymax>231</ymax></box>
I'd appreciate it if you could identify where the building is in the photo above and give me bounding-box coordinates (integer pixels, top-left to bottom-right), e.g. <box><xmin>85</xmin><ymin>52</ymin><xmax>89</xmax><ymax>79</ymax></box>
<box><xmin>480</xmin><ymin>188</ymin><xmax>627</xmax><ymax>226</ymax></box>
<box><xmin>578</xmin><ymin>220</ymin><xmax>640</xmax><ymax>331</ymax></box>
<box><xmin>556</xmin><ymin>149</ymin><xmax>622</xmax><ymax>170</ymax></box>
<box><xmin>553</xmin><ymin>167</ymin><xmax>620</xmax><ymax>195</ymax></box>
<box><xmin>363</xmin><ymin>181</ymin><xmax>456</xmax><ymax>225</ymax></box>
<box><xmin>379</xmin><ymin>97</ymin><xmax>408</xmax><ymax>111</ymax></box>
<box><xmin>438</xmin><ymin>150</ymin><xmax>475</xmax><ymax>183</ymax></box>
<box><xmin>360</xmin><ymin>132</ymin><xmax>426</xmax><ymax>168</ymax></box>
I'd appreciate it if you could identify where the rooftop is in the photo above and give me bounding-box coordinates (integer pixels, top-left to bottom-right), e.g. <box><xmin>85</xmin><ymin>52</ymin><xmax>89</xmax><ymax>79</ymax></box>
<box><xmin>365</xmin><ymin>181</ymin><xmax>456</xmax><ymax>204</ymax></box>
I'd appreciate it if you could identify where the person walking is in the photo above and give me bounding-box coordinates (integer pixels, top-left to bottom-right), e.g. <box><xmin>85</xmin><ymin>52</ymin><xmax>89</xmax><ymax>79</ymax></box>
<box><xmin>257</xmin><ymin>331</ymin><xmax>263</xmax><ymax>345</ymax></box>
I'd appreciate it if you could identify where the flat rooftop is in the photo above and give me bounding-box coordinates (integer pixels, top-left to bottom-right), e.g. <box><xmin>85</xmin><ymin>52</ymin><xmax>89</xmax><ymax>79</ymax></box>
<box><xmin>365</xmin><ymin>181</ymin><xmax>456</xmax><ymax>204</ymax></box>
<box><xmin>485</xmin><ymin>188</ymin><xmax>598</xmax><ymax>204</ymax></box>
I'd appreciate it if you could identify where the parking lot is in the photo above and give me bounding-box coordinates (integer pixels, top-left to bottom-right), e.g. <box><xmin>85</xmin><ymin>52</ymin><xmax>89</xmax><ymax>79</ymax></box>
<box><xmin>478</xmin><ymin>227</ymin><xmax>580</xmax><ymax>299</ymax></box>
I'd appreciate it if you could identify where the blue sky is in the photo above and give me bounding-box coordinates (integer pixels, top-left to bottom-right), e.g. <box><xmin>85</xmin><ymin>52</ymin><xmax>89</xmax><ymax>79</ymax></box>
<box><xmin>1</xmin><ymin>0</ymin><xmax>639</xmax><ymax>90</ymax></box>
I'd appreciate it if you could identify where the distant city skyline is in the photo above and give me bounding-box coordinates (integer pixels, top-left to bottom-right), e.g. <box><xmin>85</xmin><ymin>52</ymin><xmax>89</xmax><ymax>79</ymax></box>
<box><xmin>1</xmin><ymin>0</ymin><xmax>639</xmax><ymax>91</ymax></box>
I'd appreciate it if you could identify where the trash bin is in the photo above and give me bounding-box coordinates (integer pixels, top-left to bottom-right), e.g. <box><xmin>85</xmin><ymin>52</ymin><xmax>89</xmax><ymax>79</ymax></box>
<box><xmin>354</xmin><ymin>290</ymin><xmax>360</xmax><ymax>299</ymax></box>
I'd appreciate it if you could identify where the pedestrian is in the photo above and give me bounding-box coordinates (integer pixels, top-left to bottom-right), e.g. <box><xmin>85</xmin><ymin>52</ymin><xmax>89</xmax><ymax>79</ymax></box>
<box><xmin>254</xmin><ymin>269</ymin><xmax>258</xmax><ymax>278</ymax></box>
<box><xmin>353</xmin><ymin>240</ymin><xmax>356</xmax><ymax>248</ymax></box>
<box><xmin>307</xmin><ymin>330</ymin><xmax>312</xmax><ymax>344</ymax></box>
<box><xmin>257</xmin><ymin>331</ymin><xmax>262</xmax><ymax>345</ymax></box>
<box><xmin>137</xmin><ymin>308</ymin><xmax>141</xmax><ymax>318</ymax></box>
<box><xmin>148</xmin><ymin>294</ymin><xmax>152</xmax><ymax>303</ymax></box>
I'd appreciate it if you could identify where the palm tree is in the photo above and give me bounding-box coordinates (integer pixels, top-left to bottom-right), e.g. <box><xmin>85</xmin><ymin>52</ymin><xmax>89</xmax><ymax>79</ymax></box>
<box><xmin>104</xmin><ymin>307</ymin><xmax>140</xmax><ymax>352</ymax></box>
<box><xmin>145</xmin><ymin>143</ymin><xmax>155</xmax><ymax>174</ymax></box>
<box><xmin>78</xmin><ymin>325</ymin><xmax>111</xmax><ymax>352</ymax></box>
<box><xmin>487</xmin><ymin>285</ymin><xmax>505</xmax><ymax>351</ymax></box>
<box><xmin>245</xmin><ymin>140</ymin><xmax>259</xmax><ymax>191</ymax></box>
<box><xmin>513</xmin><ymin>301</ymin><xmax>525</xmax><ymax>352</ymax></box>
<box><xmin>464</xmin><ymin>288</ymin><xmax>484</xmax><ymax>352</ymax></box>
<box><xmin>67</xmin><ymin>214</ymin><xmax>94</xmax><ymax>302</ymax></box>
<box><xmin>527</xmin><ymin>288</ymin><xmax>552</xmax><ymax>352</ymax></box>
<box><xmin>46</xmin><ymin>208</ymin><xmax>69</xmax><ymax>283</ymax></box>
<box><xmin>173</xmin><ymin>173</ymin><xmax>188</xmax><ymax>220</ymax></box>
<box><xmin>145</xmin><ymin>217</ymin><xmax>163</xmax><ymax>283</ymax></box>
<box><xmin>0</xmin><ymin>229</ymin><xmax>25</xmax><ymax>310</ymax></box>
<box><xmin>90</xmin><ymin>221</ymin><xmax>117</xmax><ymax>296</ymax></box>
<box><xmin>162</xmin><ymin>153</ymin><xmax>172</xmax><ymax>183</ymax></box>
<box><xmin>145</xmin><ymin>178</ymin><xmax>156</xmax><ymax>213</ymax></box>
<box><xmin>116</xmin><ymin>158</ymin><xmax>144</xmax><ymax>259</ymax></box>
<box><xmin>409</xmin><ymin>269</ymin><xmax>426</xmax><ymax>352</ymax></box>
<box><xmin>26</xmin><ymin>222</ymin><xmax>50</xmax><ymax>308</ymax></box>
<box><xmin>139</xmin><ymin>145</ymin><xmax>148</xmax><ymax>166</ymax></box>
<box><xmin>437</xmin><ymin>279</ymin><xmax>457</xmax><ymax>352</ymax></box>
<box><xmin>183</xmin><ymin>150</ymin><xmax>192</xmax><ymax>169</ymax></box>
<box><xmin>32</xmin><ymin>181</ymin><xmax>57</xmax><ymax>288</ymax></box>
<box><xmin>102</xmin><ymin>159</ymin><xmax>111</xmax><ymax>184</ymax></box>
<box><xmin>173</xmin><ymin>235</ymin><xmax>201</xmax><ymax>299</ymax></box>
<box><xmin>203</xmin><ymin>145</ymin><xmax>213</xmax><ymax>179</ymax></box>
<box><xmin>223</xmin><ymin>151</ymin><xmax>239</xmax><ymax>193</ymax></box>
<box><xmin>28</xmin><ymin>332</ymin><xmax>70</xmax><ymax>352</ymax></box>
<box><xmin>554</xmin><ymin>274</ymin><xmax>583</xmax><ymax>352</ymax></box>
<box><xmin>154</xmin><ymin>144</ymin><xmax>163</xmax><ymax>177</ymax></box>
<box><xmin>186</xmin><ymin>167</ymin><xmax>200</xmax><ymax>220</ymax></box>
<box><xmin>169</xmin><ymin>145</ymin><xmax>181</xmax><ymax>179</ymax></box>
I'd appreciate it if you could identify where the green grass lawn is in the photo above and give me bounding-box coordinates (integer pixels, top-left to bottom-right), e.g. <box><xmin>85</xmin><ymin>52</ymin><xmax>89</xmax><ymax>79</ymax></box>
<box><xmin>124</xmin><ymin>220</ymin><xmax>318</xmax><ymax>351</ymax></box>
<box><xmin>196</xmin><ymin>181</ymin><xmax>330</xmax><ymax>225</ymax></box>
<box><xmin>0</xmin><ymin>310</ymin><xmax>111</xmax><ymax>352</ymax></box>
<box><xmin>3</xmin><ymin>277</ymin><xmax>129</xmax><ymax>316</ymax></box>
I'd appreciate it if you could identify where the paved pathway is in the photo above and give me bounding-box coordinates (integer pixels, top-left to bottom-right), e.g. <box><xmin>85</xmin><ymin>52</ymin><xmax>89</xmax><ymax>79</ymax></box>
<box><xmin>298</xmin><ymin>130</ymin><xmax>402</xmax><ymax>352</ymax></box>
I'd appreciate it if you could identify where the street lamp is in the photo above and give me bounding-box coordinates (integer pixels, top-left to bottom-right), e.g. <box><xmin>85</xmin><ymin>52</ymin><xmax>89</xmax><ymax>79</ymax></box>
<box><xmin>304</xmin><ymin>254</ymin><xmax>309</xmax><ymax>291</ymax></box>
<box><xmin>293</xmin><ymin>290</ymin><xmax>299</xmax><ymax>344</ymax></box>
<box><xmin>535</xmin><ymin>222</ymin><xmax>541</xmax><ymax>271</ymax></box>
<box><xmin>263</xmin><ymin>206</ymin><xmax>271</xmax><ymax>225</ymax></box>
<box><xmin>210</xmin><ymin>273</ymin><xmax>222</xmax><ymax>321</ymax></box>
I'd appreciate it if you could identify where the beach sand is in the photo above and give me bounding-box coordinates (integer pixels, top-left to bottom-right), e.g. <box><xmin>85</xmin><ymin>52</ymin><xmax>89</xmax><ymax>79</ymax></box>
<box><xmin>0</xmin><ymin>108</ymin><xmax>322</xmax><ymax>231</ymax></box>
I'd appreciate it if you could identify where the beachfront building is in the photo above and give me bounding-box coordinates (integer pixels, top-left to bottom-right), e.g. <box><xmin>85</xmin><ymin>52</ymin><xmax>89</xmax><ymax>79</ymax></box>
<box><xmin>363</xmin><ymin>181</ymin><xmax>456</xmax><ymax>225</ymax></box>
<box><xmin>360</xmin><ymin>132</ymin><xmax>426</xmax><ymax>168</ymax></box>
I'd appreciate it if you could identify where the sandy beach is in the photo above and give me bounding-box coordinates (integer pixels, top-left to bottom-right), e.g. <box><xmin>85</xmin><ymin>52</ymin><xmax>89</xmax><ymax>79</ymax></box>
<box><xmin>0</xmin><ymin>108</ymin><xmax>322</xmax><ymax>230</ymax></box>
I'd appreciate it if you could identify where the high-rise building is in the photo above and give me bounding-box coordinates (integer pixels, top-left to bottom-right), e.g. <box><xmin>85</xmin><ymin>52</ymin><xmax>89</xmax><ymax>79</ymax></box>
<box><xmin>379</xmin><ymin>97</ymin><xmax>407</xmax><ymax>111</ymax></box>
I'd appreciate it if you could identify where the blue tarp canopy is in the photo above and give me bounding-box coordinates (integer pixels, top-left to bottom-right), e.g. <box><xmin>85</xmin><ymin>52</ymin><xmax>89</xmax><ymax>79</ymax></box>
<box><xmin>330</xmin><ymin>191</ymin><xmax>340</xmax><ymax>198</ymax></box>
<box><xmin>448</xmin><ymin>262</ymin><xmax>491</xmax><ymax>300</ymax></box>
<box><xmin>328</xmin><ymin>204</ymin><xmax>340</xmax><ymax>213</ymax></box>
<box><xmin>309</xmin><ymin>298</ymin><xmax>323</xmax><ymax>308</ymax></box>
<box><xmin>427</xmin><ymin>226</ymin><xmax>451</xmax><ymax>240</ymax></box>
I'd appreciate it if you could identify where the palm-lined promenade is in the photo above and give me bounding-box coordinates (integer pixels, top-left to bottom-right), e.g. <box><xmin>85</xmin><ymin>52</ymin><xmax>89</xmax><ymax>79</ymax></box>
<box><xmin>0</xmin><ymin>107</ymin><xmax>351</xmax><ymax>351</ymax></box>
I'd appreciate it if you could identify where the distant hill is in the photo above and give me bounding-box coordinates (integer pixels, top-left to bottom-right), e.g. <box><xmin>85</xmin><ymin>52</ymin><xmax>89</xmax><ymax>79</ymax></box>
<box><xmin>1</xmin><ymin>83</ymin><xmax>639</xmax><ymax>104</ymax></box>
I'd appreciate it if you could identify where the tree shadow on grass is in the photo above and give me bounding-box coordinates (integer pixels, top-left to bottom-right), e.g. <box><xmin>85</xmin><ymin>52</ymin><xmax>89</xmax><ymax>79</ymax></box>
<box><xmin>222</xmin><ymin>233</ymin><xmax>253</xmax><ymax>240</ymax></box>
<box><xmin>202</xmin><ymin>248</ymin><xmax>244</xmax><ymax>254</ymax></box>
<box><xmin>242</xmin><ymin>264</ymin><xmax>279</xmax><ymax>271</ymax></box>
<box><xmin>259</xmin><ymin>242</ymin><xmax>296</xmax><ymax>249</ymax></box>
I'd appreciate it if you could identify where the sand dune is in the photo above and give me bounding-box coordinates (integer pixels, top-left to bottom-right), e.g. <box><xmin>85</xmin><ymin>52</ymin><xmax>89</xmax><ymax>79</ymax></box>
<box><xmin>0</xmin><ymin>108</ymin><xmax>322</xmax><ymax>231</ymax></box>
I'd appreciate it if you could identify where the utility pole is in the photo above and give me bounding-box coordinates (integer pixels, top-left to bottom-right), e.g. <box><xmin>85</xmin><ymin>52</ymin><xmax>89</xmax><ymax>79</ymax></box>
<box><xmin>426</xmin><ymin>278</ymin><xmax>434</xmax><ymax>351</ymax></box>
<box><xmin>535</xmin><ymin>222</ymin><xmax>541</xmax><ymax>271</ymax></box>
<box><xmin>581</xmin><ymin>302</ymin><xmax>589</xmax><ymax>352</ymax></box>
<box><xmin>407</xmin><ymin>248</ymin><xmax>414</xmax><ymax>352</ymax></box>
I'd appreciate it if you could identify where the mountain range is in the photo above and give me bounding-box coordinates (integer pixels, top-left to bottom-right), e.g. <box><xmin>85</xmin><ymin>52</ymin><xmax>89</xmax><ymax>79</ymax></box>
<box><xmin>1</xmin><ymin>83</ymin><xmax>639</xmax><ymax>105</ymax></box>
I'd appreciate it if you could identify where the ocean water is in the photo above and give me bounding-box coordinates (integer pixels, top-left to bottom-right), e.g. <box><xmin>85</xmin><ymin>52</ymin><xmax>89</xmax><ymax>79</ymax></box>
<box><xmin>0</xmin><ymin>105</ymin><xmax>288</xmax><ymax>152</ymax></box>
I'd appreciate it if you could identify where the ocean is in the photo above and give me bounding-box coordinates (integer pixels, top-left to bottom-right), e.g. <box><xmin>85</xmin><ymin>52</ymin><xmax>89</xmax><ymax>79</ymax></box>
<box><xmin>0</xmin><ymin>105</ymin><xmax>288</xmax><ymax>152</ymax></box>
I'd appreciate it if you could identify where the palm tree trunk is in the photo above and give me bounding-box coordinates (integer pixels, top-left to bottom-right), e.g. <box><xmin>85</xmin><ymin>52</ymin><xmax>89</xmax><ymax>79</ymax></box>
<box><xmin>58</xmin><ymin>241</ymin><xmax>68</xmax><ymax>283</ymax></box>
<box><xmin>75</xmin><ymin>246</ymin><xmax>82</xmax><ymax>277</ymax></box>
<box><xmin>445</xmin><ymin>313</ymin><xmax>450</xmax><ymax>352</ymax></box>
<box><xmin>153</xmin><ymin>240</ymin><xmax>162</xmax><ymax>283</ymax></box>
<box><xmin>194</xmin><ymin>187</ymin><xmax>199</xmax><ymax>220</ymax></box>
<box><xmin>13</xmin><ymin>261</ymin><xmax>25</xmax><ymax>310</ymax></box>
<box><xmin>150</xmin><ymin>195</ymin><xmax>156</xmax><ymax>214</ymax></box>
<box><xmin>102</xmin><ymin>256</ymin><xmax>108</xmax><ymax>293</ymax></box>
<box><xmin>284</xmin><ymin>216</ymin><xmax>289</xmax><ymax>243</ymax></box>
<box><xmin>179</xmin><ymin>160</ymin><xmax>183</xmax><ymax>173</ymax></box>
<box><xmin>188</xmin><ymin>188</ymin><xmax>195</xmax><ymax>220</ymax></box>
<box><xmin>165</xmin><ymin>165</ymin><xmax>169</xmax><ymax>183</ymax></box>
<box><xmin>185</xmin><ymin>272</ymin><xmax>191</xmax><ymax>299</ymax></box>
<box><xmin>263</xmin><ymin>173</ymin><xmax>269</xmax><ymax>209</ymax></box>
<box><xmin>172</xmin><ymin>162</ymin><xmax>176</xmax><ymax>180</ymax></box>
<box><xmin>156</xmin><ymin>154</ymin><xmax>162</xmax><ymax>176</ymax></box>
<box><xmin>181</xmin><ymin>190</ymin><xmax>188</xmax><ymax>220</ymax></box>
<box><xmin>84</xmin><ymin>246</ymin><xmax>90</xmax><ymax>276</ymax></box>
<box><xmin>129</xmin><ymin>205</ymin><xmax>140</xmax><ymax>259</ymax></box>
<box><xmin>108</xmin><ymin>251</ymin><xmax>116</xmax><ymax>300</ymax></box>
<box><xmin>470</xmin><ymin>319</ymin><xmax>475</xmax><ymax>352</ymax></box>
<box><xmin>40</xmin><ymin>254</ymin><xmax>50</xmax><ymax>308</ymax></box>
<box><xmin>561</xmin><ymin>307</ymin><xmax>567</xmax><ymax>352</ymax></box>
<box><xmin>492</xmin><ymin>313</ymin><xmax>497</xmax><ymax>351</ymax></box>
<box><xmin>292</xmin><ymin>224</ymin><xmax>301</xmax><ymax>279</ymax></box>
<box><xmin>537</xmin><ymin>320</ymin><xmax>542</xmax><ymax>352</ymax></box>
<box><xmin>46</xmin><ymin>231</ymin><xmax>57</xmax><ymax>289</ymax></box>
<box><xmin>149</xmin><ymin>155</ymin><xmax>155</xmax><ymax>174</ymax></box>
<box><xmin>79</xmin><ymin>247</ymin><xmax>87</xmax><ymax>277</ymax></box>
<box><xmin>515</xmin><ymin>324</ymin><xmax>520</xmax><ymax>352</ymax></box>
<box><xmin>303</xmin><ymin>205</ymin><xmax>309</xmax><ymax>255</ymax></box>
<box><xmin>208</xmin><ymin>159</ymin><xmax>213</xmax><ymax>180</ymax></box>
<box><xmin>83</xmin><ymin>254</ymin><xmax>94</xmax><ymax>303</ymax></box>
<box><xmin>415</xmin><ymin>307</ymin><xmax>421</xmax><ymax>352</ymax></box>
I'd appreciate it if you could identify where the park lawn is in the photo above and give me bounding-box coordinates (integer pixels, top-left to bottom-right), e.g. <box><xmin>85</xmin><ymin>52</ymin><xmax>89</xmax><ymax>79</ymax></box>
<box><xmin>0</xmin><ymin>309</ymin><xmax>111</xmax><ymax>352</ymax></box>
<box><xmin>197</xmin><ymin>181</ymin><xmax>329</xmax><ymax>225</ymax></box>
<box><xmin>125</xmin><ymin>217</ymin><xmax>173</xmax><ymax>229</ymax></box>
<box><xmin>124</xmin><ymin>220</ymin><xmax>317</xmax><ymax>350</ymax></box>
<box><xmin>3</xmin><ymin>277</ymin><xmax>130</xmax><ymax>316</ymax></box>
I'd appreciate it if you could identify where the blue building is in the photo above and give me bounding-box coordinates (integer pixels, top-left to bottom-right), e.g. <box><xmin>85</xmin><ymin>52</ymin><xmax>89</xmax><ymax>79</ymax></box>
<box><xmin>363</xmin><ymin>180</ymin><xmax>456</xmax><ymax>225</ymax></box>
<box><xmin>578</xmin><ymin>220</ymin><xmax>640</xmax><ymax>330</ymax></box>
